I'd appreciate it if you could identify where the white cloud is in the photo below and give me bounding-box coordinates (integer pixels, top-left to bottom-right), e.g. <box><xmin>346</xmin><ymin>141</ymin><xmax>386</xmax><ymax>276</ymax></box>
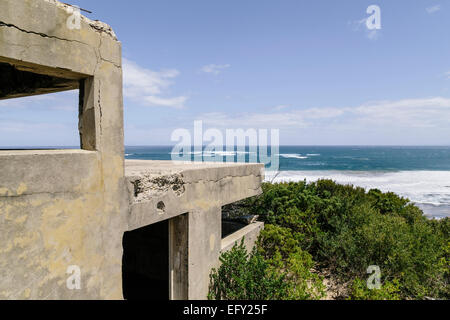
<box><xmin>197</xmin><ymin>97</ymin><xmax>450</xmax><ymax>130</ymax></box>
<box><xmin>125</xmin><ymin>97</ymin><xmax>450</xmax><ymax>145</ymax></box>
<box><xmin>123</xmin><ymin>58</ymin><xmax>187</xmax><ymax>108</ymax></box>
<box><xmin>142</xmin><ymin>95</ymin><xmax>187</xmax><ymax>108</ymax></box>
<box><xmin>426</xmin><ymin>5</ymin><xmax>441</xmax><ymax>14</ymax></box>
<box><xmin>200</xmin><ymin>64</ymin><xmax>231</xmax><ymax>75</ymax></box>
<box><xmin>0</xmin><ymin>91</ymin><xmax>78</xmax><ymax>110</ymax></box>
<box><xmin>0</xmin><ymin>118</ymin><xmax>79</xmax><ymax>147</ymax></box>
<box><xmin>0</xmin><ymin>120</ymin><xmax>69</xmax><ymax>133</ymax></box>
<box><xmin>351</xmin><ymin>97</ymin><xmax>450</xmax><ymax>128</ymax></box>
<box><xmin>349</xmin><ymin>17</ymin><xmax>381</xmax><ymax>40</ymax></box>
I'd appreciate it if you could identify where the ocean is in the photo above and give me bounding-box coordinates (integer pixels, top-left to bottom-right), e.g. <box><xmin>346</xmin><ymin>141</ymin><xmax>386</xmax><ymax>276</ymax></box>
<box><xmin>125</xmin><ymin>146</ymin><xmax>450</xmax><ymax>219</ymax></box>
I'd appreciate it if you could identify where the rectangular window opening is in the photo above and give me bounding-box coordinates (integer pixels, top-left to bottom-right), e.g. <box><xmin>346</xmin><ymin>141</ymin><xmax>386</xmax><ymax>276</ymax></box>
<box><xmin>0</xmin><ymin>60</ymin><xmax>88</xmax><ymax>150</ymax></box>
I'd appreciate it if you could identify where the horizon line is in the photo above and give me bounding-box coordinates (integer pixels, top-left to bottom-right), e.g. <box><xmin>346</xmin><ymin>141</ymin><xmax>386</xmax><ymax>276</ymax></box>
<box><xmin>2</xmin><ymin>144</ymin><xmax>450</xmax><ymax>149</ymax></box>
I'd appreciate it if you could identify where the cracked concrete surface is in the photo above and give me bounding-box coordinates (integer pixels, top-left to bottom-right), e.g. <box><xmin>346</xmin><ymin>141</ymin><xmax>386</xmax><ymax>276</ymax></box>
<box><xmin>0</xmin><ymin>19</ymin><xmax>120</xmax><ymax>69</ymax></box>
<box><xmin>0</xmin><ymin>21</ymin><xmax>91</xmax><ymax>45</ymax></box>
<box><xmin>0</xmin><ymin>0</ymin><xmax>118</xmax><ymax>41</ymax></box>
<box><xmin>0</xmin><ymin>0</ymin><xmax>122</xmax><ymax>77</ymax></box>
<box><xmin>131</xmin><ymin>173</ymin><xmax>186</xmax><ymax>202</ymax></box>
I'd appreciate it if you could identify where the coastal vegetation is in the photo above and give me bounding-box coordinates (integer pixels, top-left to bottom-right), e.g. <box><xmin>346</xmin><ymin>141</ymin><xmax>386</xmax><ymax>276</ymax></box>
<box><xmin>208</xmin><ymin>180</ymin><xmax>449</xmax><ymax>300</ymax></box>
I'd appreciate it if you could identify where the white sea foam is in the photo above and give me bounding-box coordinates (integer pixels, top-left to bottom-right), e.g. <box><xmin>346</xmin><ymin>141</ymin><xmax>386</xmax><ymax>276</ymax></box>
<box><xmin>170</xmin><ymin>151</ymin><xmax>204</xmax><ymax>155</ymax></box>
<box><xmin>170</xmin><ymin>151</ymin><xmax>255</xmax><ymax>156</ymax></box>
<box><xmin>264</xmin><ymin>170</ymin><xmax>450</xmax><ymax>218</ymax></box>
<box><xmin>208</xmin><ymin>151</ymin><xmax>236</xmax><ymax>156</ymax></box>
<box><xmin>277</xmin><ymin>154</ymin><xmax>308</xmax><ymax>159</ymax></box>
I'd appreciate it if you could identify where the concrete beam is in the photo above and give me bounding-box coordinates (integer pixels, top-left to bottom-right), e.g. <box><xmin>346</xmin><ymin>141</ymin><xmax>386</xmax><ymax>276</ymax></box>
<box><xmin>125</xmin><ymin>160</ymin><xmax>264</xmax><ymax>231</ymax></box>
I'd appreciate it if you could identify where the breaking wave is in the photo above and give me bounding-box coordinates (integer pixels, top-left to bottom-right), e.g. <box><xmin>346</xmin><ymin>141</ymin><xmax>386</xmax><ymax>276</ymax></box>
<box><xmin>264</xmin><ymin>170</ymin><xmax>450</xmax><ymax>218</ymax></box>
<box><xmin>277</xmin><ymin>154</ymin><xmax>308</xmax><ymax>159</ymax></box>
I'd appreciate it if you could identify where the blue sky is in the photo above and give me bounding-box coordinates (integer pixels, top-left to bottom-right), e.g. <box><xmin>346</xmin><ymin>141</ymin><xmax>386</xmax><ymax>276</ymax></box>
<box><xmin>1</xmin><ymin>0</ymin><xmax>449</xmax><ymax>146</ymax></box>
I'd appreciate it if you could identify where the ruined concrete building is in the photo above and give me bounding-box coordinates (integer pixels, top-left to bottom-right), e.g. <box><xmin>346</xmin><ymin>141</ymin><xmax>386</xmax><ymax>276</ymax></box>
<box><xmin>0</xmin><ymin>0</ymin><xmax>264</xmax><ymax>299</ymax></box>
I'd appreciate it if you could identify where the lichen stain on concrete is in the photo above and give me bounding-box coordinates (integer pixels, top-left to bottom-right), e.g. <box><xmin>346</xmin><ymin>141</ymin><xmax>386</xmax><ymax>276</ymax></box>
<box><xmin>18</xmin><ymin>193</ymin><xmax>109</xmax><ymax>299</ymax></box>
<box><xmin>16</xmin><ymin>183</ymin><xmax>27</xmax><ymax>196</ymax></box>
<box><xmin>0</xmin><ymin>242</ymin><xmax>13</xmax><ymax>255</ymax></box>
<box><xmin>0</xmin><ymin>183</ymin><xmax>27</xmax><ymax>197</ymax></box>
<box><xmin>209</xmin><ymin>234</ymin><xmax>215</xmax><ymax>252</ymax></box>
<box><xmin>40</xmin><ymin>195</ymin><xmax>103</xmax><ymax>269</ymax></box>
<box><xmin>23</xmin><ymin>288</ymin><xmax>31</xmax><ymax>298</ymax></box>
<box><xmin>0</xmin><ymin>187</ymin><xmax>10</xmax><ymax>196</ymax></box>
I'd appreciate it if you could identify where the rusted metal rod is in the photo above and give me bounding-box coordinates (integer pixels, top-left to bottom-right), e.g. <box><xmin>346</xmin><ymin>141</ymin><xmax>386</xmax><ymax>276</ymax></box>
<box><xmin>62</xmin><ymin>3</ymin><xmax>92</xmax><ymax>14</ymax></box>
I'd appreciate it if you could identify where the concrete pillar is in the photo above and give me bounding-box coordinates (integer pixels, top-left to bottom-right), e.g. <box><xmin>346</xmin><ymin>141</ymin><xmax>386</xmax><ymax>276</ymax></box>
<box><xmin>187</xmin><ymin>206</ymin><xmax>222</xmax><ymax>299</ymax></box>
<box><xmin>169</xmin><ymin>213</ymin><xmax>188</xmax><ymax>300</ymax></box>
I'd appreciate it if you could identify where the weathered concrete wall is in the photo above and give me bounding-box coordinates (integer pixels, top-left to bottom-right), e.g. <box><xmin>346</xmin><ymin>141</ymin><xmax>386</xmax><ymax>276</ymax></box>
<box><xmin>0</xmin><ymin>0</ymin><xmax>127</xmax><ymax>299</ymax></box>
<box><xmin>221</xmin><ymin>222</ymin><xmax>264</xmax><ymax>254</ymax></box>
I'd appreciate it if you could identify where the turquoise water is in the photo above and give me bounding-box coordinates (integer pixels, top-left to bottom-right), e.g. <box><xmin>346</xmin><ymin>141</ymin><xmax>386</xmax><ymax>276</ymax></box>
<box><xmin>125</xmin><ymin>146</ymin><xmax>450</xmax><ymax>218</ymax></box>
<box><xmin>125</xmin><ymin>146</ymin><xmax>450</xmax><ymax>171</ymax></box>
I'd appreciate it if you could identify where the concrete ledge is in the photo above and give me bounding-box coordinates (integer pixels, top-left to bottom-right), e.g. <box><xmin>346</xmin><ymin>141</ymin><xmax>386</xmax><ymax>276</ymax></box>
<box><xmin>0</xmin><ymin>149</ymin><xmax>101</xmax><ymax>197</ymax></box>
<box><xmin>221</xmin><ymin>222</ymin><xmax>264</xmax><ymax>254</ymax></box>
<box><xmin>125</xmin><ymin>160</ymin><xmax>264</xmax><ymax>186</ymax></box>
<box><xmin>125</xmin><ymin>160</ymin><xmax>264</xmax><ymax>230</ymax></box>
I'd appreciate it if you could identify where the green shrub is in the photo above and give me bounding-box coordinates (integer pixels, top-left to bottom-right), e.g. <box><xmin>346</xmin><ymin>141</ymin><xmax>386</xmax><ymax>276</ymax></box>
<box><xmin>208</xmin><ymin>240</ymin><xmax>289</xmax><ymax>300</ymax></box>
<box><xmin>225</xmin><ymin>180</ymin><xmax>450</xmax><ymax>300</ymax></box>
<box><xmin>348</xmin><ymin>278</ymin><xmax>401</xmax><ymax>300</ymax></box>
<box><xmin>257</xmin><ymin>225</ymin><xmax>326</xmax><ymax>299</ymax></box>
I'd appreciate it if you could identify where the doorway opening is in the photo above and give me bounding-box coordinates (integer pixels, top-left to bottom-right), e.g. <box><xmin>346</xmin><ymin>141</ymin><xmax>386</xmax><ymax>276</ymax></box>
<box><xmin>122</xmin><ymin>220</ymin><xmax>169</xmax><ymax>300</ymax></box>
